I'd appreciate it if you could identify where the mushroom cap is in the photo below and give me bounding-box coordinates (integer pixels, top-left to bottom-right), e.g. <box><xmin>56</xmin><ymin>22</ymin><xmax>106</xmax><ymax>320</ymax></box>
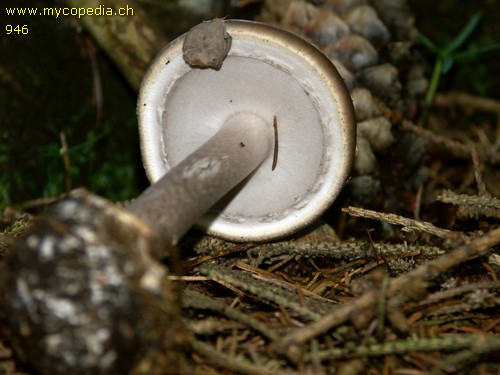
<box><xmin>138</xmin><ymin>20</ymin><xmax>356</xmax><ymax>242</ymax></box>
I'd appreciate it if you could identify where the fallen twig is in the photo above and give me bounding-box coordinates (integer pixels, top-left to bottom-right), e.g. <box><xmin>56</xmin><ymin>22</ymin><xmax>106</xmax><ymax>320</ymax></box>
<box><xmin>434</xmin><ymin>91</ymin><xmax>500</xmax><ymax>114</ymax></box>
<box><xmin>399</xmin><ymin>120</ymin><xmax>500</xmax><ymax>165</ymax></box>
<box><xmin>343</xmin><ymin>206</ymin><xmax>468</xmax><ymax>242</ymax></box>
<box><xmin>183</xmin><ymin>288</ymin><xmax>280</xmax><ymax>341</ymax></box>
<box><xmin>190</xmin><ymin>338</ymin><xmax>299</xmax><ymax>375</ymax></box>
<box><xmin>437</xmin><ymin>190</ymin><xmax>500</xmax><ymax>219</ymax></box>
<box><xmin>199</xmin><ymin>264</ymin><xmax>327</xmax><ymax>321</ymax></box>
<box><xmin>312</xmin><ymin>334</ymin><xmax>498</xmax><ymax>361</ymax></box>
<box><xmin>430</xmin><ymin>335</ymin><xmax>500</xmax><ymax>375</ymax></box>
<box><xmin>189</xmin><ymin>235</ymin><xmax>445</xmax><ymax>264</ymax></box>
<box><xmin>274</xmin><ymin>227</ymin><xmax>500</xmax><ymax>357</ymax></box>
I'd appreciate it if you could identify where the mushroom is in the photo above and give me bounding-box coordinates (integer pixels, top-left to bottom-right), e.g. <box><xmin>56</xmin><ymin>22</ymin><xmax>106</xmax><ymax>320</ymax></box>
<box><xmin>128</xmin><ymin>19</ymin><xmax>356</xmax><ymax>247</ymax></box>
<box><xmin>0</xmin><ymin>19</ymin><xmax>356</xmax><ymax>375</ymax></box>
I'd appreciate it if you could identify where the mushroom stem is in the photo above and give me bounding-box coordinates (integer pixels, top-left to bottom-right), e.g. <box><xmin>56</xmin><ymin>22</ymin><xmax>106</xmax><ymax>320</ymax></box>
<box><xmin>127</xmin><ymin>112</ymin><xmax>273</xmax><ymax>250</ymax></box>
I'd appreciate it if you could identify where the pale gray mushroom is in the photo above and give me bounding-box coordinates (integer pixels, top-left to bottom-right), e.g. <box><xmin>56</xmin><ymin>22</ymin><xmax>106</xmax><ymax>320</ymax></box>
<box><xmin>0</xmin><ymin>20</ymin><xmax>356</xmax><ymax>375</ymax></box>
<box><xmin>128</xmin><ymin>20</ymin><xmax>356</xmax><ymax>246</ymax></box>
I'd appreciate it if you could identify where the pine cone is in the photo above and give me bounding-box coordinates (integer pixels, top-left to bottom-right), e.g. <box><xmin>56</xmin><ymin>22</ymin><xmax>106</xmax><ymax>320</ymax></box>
<box><xmin>260</xmin><ymin>0</ymin><xmax>429</xmax><ymax>209</ymax></box>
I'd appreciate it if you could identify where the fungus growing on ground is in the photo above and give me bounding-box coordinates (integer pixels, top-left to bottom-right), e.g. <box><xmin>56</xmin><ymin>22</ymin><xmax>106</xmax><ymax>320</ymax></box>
<box><xmin>0</xmin><ymin>19</ymin><xmax>355</xmax><ymax>374</ymax></box>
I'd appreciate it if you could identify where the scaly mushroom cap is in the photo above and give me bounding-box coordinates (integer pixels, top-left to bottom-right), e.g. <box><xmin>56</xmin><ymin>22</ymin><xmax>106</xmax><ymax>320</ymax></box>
<box><xmin>138</xmin><ymin>20</ymin><xmax>355</xmax><ymax>242</ymax></box>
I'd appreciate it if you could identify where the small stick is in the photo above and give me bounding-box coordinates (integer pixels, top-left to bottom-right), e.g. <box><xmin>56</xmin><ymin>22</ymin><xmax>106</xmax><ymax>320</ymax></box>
<box><xmin>471</xmin><ymin>147</ymin><xmax>489</xmax><ymax>197</ymax></box>
<box><xmin>190</xmin><ymin>338</ymin><xmax>298</xmax><ymax>375</ymax></box>
<box><xmin>272</xmin><ymin>115</ymin><xmax>279</xmax><ymax>171</ymax></box>
<box><xmin>434</xmin><ymin>91</ymin><xmax>500</xmax><ymax>114</ymax></box>
<box><xmin>343</xmin><ymin>206</ymin><xmax>468</xmax><ymax>243</ymax></box>
<box><xmin>274</xmin><ymin>226</ymin><xmax>500</xmax><ymax>358</ymax></box>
